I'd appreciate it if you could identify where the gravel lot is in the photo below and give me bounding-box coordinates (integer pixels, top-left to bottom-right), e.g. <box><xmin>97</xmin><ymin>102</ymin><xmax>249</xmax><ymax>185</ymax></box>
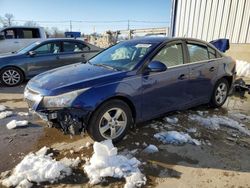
<box><xmin>0</xmin><ymin>79</ymin><xmax>250</xmax><ymax>188</ymax></box>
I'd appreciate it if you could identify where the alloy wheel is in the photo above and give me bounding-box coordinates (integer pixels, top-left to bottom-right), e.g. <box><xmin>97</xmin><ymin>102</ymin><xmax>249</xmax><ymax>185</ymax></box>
<box><xmin>215</xmin><ymin>82</ymin><xmax>228</xmax><ymax>105</ymax></box>
<box><xmin>2</xmin><ymin>69</ymin><xmax>21</xmax><ymax>86</ymax></box>
<box><xmin>99</xmin><ymin>107</ymin><xmax>127</xmax><ymax>140</ymax></box>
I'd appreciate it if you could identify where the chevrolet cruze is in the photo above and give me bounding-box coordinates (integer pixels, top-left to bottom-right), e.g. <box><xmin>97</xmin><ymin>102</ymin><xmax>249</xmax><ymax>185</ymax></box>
<box><xmin>24</xmin><ymin>37</ymin><xmax>236</xmax><ymax>142</ymax></box>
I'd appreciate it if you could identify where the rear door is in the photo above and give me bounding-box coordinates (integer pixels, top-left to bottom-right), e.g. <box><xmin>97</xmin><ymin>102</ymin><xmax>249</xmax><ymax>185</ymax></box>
<box><xmin>58</xmin><ymin>41</ymin><xmax>91</xmax><ymax>65</ymax></box>
<box><xmin>185</xmin><ymin>41</ymin><xmax>219</xmax><ymax>103</ymax></box>
<box><xmin>142</xmin><ymin>41</ymin><xmax>190</xmax><ymax>119</ymax></box>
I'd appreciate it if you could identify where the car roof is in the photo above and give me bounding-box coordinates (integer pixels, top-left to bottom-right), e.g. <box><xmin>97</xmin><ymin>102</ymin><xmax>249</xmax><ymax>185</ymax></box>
<box><xmin>37</xmin><ymin>38</ymin><xmax>85</xmax><ymax>43</ymax></box>
<box><xmin>128</xmin><ymin>37</ymin><xmax>170</xmax><ymax>44</ymax></box>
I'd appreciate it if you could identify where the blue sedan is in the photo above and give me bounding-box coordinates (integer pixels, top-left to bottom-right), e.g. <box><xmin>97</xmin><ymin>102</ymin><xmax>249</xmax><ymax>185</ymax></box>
<box><xmin>24</xmin><ymin>37</ymin><xmax>236</xmax><ymax>142</ymax></box>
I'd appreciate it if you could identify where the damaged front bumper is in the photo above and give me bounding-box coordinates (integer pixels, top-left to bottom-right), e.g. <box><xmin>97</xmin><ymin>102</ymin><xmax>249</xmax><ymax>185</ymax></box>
<box><xmin>24</xmin><ymin>87</ymin><xmax>90</xmax><ymax>135</ymax></box>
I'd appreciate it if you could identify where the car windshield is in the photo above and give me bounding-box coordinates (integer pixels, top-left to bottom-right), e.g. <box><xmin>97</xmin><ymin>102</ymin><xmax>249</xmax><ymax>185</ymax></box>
<box><xmin>89</xmin><ymin>41</ymin><xmax>156</xmax><ymax>71</ymax></box>
<box><xmin>17</xmin><ymin>41</ymin><xmax>41</xmax><ymax>54</ymax></box>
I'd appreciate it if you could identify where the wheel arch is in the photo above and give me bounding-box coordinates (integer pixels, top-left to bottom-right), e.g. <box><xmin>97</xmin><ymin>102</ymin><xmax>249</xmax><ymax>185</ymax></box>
<box><xmin>87</xmin><ymin>95</ymin><xmax>137</xmax><ymax>126</ymax></box>
<box><xmin>0</xmin><ymin>65</ymin><xmax>26</xmax><ymax>79</ymax></box>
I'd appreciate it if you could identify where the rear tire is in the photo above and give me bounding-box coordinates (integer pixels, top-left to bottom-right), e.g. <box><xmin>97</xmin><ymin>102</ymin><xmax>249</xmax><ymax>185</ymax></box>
<box><xmin>0</xmin><ymin>67</ymin><xmax>24</xmax><ymax>86</ymax></box>
<box><xmin>87</xmin><ymin>99</ymin><xmax>133</xmax><ymax>143</ymax></box>
<box><xmin>210</xmin><ymin>78</ymin><xmax>229</xmax><ymax>108</ymax></box>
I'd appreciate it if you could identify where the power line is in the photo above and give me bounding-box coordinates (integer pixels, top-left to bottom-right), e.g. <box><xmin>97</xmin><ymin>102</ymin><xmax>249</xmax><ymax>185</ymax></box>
<box><xmin>13</xmin><ymin>19</ymin><xmax>169</xmax><ymax>24</ymax></box>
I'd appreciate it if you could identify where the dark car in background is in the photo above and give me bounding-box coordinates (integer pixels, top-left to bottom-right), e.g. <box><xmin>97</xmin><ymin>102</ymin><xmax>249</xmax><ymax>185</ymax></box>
<box><xmin>0</xmin><ymin>38</ymin><xmax>101</xmax><ymax>86</ymax></box>
<box><xmin>24</xmin><ymin>37</ymin><xmax>236</xmax><ymax>143</ymax></box>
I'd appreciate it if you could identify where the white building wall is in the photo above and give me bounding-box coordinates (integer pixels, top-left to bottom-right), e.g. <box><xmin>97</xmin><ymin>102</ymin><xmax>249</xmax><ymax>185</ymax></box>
<box><xmin>173</xmin><ymin>0</ymin><xmax>250</xmax><ymax>43</ymax></box>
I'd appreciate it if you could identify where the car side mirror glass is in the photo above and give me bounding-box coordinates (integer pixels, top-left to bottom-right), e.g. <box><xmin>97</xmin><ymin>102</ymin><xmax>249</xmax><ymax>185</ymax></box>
<box><xmin>147</xmin><ymin>60</ymin><xmax>167</xmax><ymax>72</ymax></box>
<box><xmin>28</xmin><ymin>51</ymin><xmax>36</xmax><ymax>56</ymax></box>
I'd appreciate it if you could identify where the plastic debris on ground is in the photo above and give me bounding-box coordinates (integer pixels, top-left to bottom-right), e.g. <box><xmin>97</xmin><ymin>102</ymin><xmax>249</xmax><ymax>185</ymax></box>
<box><xmin>0</xmin><ymin>111</ymin><xmax>13</xmax><ymax>120</ymax></box>
<box><xmin>6</xmin><ymin>120</ymin><xmax>29</xmax><ymax>129</ymax></box>
<box><xmin>84</xmin><ymin>140</ymin><xmax>146</xmax><ymax>187</ymax></box>
<box><xmin>0</xmin><ymin>105</ymin><xmax>6</xmax><ymax>112</ymax></box>
<box><xmin>236</xmin><ymin>60</ymin><xmax>250</xmax><ymax>77</ymax></box>
<box><xmin>189</xmin><ymin>114</ymin><xmax>250</xmax><ymax>136</ymax></box>
<box><xmin>17</xmin><ymin>112</ymin><xmax>29</xmax><ymax>116</ymax></box>
<box><xmin>154</xmin><ymin>131</ymin><xmax>201</xmax><ymax>145</ymax></box>
<box><xmin>1</xmin><ymin>147</ymin><xmax>72</xmax><ymax>188</ymax></box>
<box><xmin>142</xmin><ymin>144</ymin><xmax>159</xmax><ymax>153</ymax></box>
<box><xmin>164</xmin><ymin>116</ymin><xmax>178</xmax><ymax>124</ymax></box>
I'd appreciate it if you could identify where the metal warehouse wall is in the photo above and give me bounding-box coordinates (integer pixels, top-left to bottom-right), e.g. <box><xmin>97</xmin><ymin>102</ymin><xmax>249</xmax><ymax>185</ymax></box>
<box><xmin>172</xmin><ymin>0</ymin><xmax>250</xmax><ymax>43</ymax></box>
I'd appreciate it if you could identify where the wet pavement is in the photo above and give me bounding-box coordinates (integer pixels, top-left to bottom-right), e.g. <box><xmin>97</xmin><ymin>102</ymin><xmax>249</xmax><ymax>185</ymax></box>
<box><xmin>0</xmin><ymin>79</ymin><xmax>250</xmax><ymax>187</ymax></box>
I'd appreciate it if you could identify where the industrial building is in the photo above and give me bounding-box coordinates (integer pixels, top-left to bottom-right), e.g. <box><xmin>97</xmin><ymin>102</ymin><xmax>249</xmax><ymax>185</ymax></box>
<box><xmin>171</xmin><ymin>0</ymin><xmax>250</xmax><ymax>61</ymax></box>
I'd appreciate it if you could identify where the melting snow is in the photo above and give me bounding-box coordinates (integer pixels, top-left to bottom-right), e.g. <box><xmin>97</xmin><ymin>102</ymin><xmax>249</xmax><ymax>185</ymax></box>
<box><xmin>6</xmin><ymin>120</ymin><xmax>29</xmax><ymax>129</ymax></box>
<box><xmin>236</xmin><ymin>60</ymin><xmax>250</xmax><ymax>77</ymax></box>
<box><xmin>154</xmin><ymin>131</ymin><xmax>201</xmax><ymax>145</ymax></box>
<box><xmin>60</xmin><ymin>157</ymin><xmax>81</xmax><ymax>168</ymax></box>
<box><xmin>165</xmin><ymin>116</ymin><xmax>178</xmax><ymax>124</ymax></box>
<box><xmin>189</xmin><ymin>114</ymin><xmax>250</xmax><ymax>136</ymax></box>
<box><xmin>84</xmin><ymin>140</ymin><xmax>146</xmax><ymax>187</ymax></box>
<box><xmin>0</xmin><ymin>105</ymin><xmax>6</xmax><ymax>112</ymax></box>
<box><xmin>1</xmin><ymin>147</ymin><xmax>72</xmax><ymax>188</ymax></box>
<box><xmin>0</xmin><ymin>111</ymin><xmax>13</xmax><ymax>119</ymax></box>
<box><xmin>142</xmin><ymin>144</ymin><xmax>159</xmax><ymax>153</ymax></box>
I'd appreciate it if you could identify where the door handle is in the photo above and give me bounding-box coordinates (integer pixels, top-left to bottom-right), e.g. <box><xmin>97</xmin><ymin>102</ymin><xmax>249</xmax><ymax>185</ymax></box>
<box><xmin>56</xmin><ymin>56</ymin><xmax>60</xmax><ymax>60</ymax></box>
<box><xmin>178</xmin><ymin>74</ymin><xmax>186</xmax><ymax>80</ymax></box>
<box><xmin>209</xmin><ymin>67</ymin><xmax>215</xmax><ymax>72</ymax></box>
<box><xmin>81</xmin><ymin>54</ymin><xmax>85</xmax><ymax>57</ymax></box>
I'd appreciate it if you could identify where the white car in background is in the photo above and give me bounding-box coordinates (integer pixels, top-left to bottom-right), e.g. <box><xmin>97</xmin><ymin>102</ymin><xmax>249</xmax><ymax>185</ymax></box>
<box><xmin>0</xmin><ymin>26</ymin><xmax>47</xmax><ymax>54</ymax></box>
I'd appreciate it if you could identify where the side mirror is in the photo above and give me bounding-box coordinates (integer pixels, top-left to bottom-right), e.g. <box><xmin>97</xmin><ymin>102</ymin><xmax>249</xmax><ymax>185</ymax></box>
<box><xmin>0</xmin><ymin>34</ymin><xmax>5</xmax><ymax>40</ymax></box>
<box><xmin>28</xmin><ymin>51</ymin><xmax>36</xmax><ymax>56</ymax></box>
<box><xmin>147</xmin><ymin>60</ymin><xmax>167</xmax><ymax>72</ymax></box>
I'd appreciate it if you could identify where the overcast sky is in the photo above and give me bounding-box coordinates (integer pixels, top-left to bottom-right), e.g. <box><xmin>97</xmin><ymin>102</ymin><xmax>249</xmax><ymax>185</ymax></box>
<box><xmin>0</xmin><ymin>0</ymin><xmax>172</xmax><ymax>34</ymax></box>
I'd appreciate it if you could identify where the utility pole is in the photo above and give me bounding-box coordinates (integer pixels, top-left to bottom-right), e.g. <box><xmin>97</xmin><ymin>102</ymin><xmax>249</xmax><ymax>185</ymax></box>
<box><xmin>127</xmin><ymin>20</ymin><xmax>130</xmax><ymax>30</ymax></box>
<box><xmin>70</xmin><ymin>20</ymin><xmax>72</xmax><ymax>32</ymax></box>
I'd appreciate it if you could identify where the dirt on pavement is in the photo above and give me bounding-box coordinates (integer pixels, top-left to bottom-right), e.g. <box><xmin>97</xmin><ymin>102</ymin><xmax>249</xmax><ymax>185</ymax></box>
<box><xmin>0</xmin><ymin>80</ymin><xmax>250</xmax><ymax>188</ymax></box>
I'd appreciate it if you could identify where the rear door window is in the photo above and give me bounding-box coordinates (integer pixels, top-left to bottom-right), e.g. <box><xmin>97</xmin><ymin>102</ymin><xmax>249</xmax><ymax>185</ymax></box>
<box><xmin>16</xmin><ymin>28</ymin><xmax>40</xmax><ymax>39</ymax></box>
<box><xmin>187</xmin><ymin>43</ymin><xmax>209</xmax><ymax>63</ymax></box>
<box><xmin>63</xmin><ymin>41</ymin><xmax>90</xmax><ymax>52</ymax></box>
<box><xmin>152</xmin><ymin>43</ymin><xmax>184</xmax><ymax>67</ymax></box>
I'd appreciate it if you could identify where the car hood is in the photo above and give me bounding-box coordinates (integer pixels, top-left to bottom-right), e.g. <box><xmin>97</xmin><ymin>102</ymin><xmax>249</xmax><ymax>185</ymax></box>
<box><xmin>27</xmin><ymin>63</ymin><xmax>127</xmax><ymax>96</ymax></box>
<box><xmin>0</xmin><ymin>52</ymin><xmax>23</xmax><ymax>60</ymax></box>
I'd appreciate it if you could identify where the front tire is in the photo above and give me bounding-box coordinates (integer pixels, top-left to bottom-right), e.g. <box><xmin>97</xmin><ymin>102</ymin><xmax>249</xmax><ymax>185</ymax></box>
<box><xmin>210</xmin><ymin>78</ymin><xmax>229</xmax><ymax>108</ymax></box>
<box><xmin>0</xmin><ymin>67</ymin><xmax>24</xmax><ymax>86</ymax></box>
<box><xmin>87</xmin><ymin>99</ymin><xmax>133</xmax><ymax>143</ymax></box>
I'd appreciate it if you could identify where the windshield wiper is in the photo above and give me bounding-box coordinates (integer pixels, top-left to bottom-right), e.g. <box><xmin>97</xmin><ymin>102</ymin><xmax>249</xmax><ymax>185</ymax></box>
<box><xmin>94</xmin><ymin>63</ymin><xmax>118</xmax><ymax>71</ymax></box>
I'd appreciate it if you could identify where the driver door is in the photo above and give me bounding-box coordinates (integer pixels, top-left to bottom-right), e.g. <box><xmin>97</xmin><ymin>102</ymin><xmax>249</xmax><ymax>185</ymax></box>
<box><xmin>26</xmin><ymin>41</ymin><xmax>62</xmax><ymax>77</ymax></box>
<box><xmin>142</xmin><ymin>41</ymin><xmax>190</xmax><ymax>120</ymax></box>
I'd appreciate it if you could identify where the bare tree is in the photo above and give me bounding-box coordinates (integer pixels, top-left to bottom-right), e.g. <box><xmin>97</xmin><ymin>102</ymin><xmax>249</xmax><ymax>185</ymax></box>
<box><xmin>0</xmin><ymin>13</ymin><xmax>14</xmax><ymax>27</ymax></box>
<box><xmin>23</xmin><ymin>21</ymin><xmax>39</xmax><ymax>27</ymax></box>
<box><xmin>50</xmin><ymin>27</ymin><xmax>64</xmax><ymax>38</ymax></box>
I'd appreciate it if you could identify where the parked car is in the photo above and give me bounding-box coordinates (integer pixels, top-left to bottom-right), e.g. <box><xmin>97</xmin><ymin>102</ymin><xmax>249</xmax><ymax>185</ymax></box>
<box><xmin>0</xmin><ymin>38</ymin><xmax>102</xmax><ymax>86</ymax></box>
<box><xmin>24</xmin><ymin>37</ymin><xmax>236</xmax><ymax>143</ymax></box>
<box><xmin>0</xmin><ymin>26</ymin><xmax>47</xmax><ymax>54</ymax></box>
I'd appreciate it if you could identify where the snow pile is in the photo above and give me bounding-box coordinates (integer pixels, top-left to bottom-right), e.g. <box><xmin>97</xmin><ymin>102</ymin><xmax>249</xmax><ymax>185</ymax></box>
<box><xmin>164</xmin><ymin>116</ymin><xmax>178</xmax><ymax>124</ymax></box>
<box><xmin>60</xmin><ymin>157</ymin><xmax>81</xmax><ymax>167</ymax></box>
<box><xmin>0</xmin><ymin>111</ymin><xmax>13</xmax><ymax>119</ymax></box>
<box><xmin>189</xmin><ymin>114</ymin><xmax>250</xmax><ymax>136</ymax></box>
<box><xmin>6</xmin><ymin>120</ymin><xmax>29</xmax><ymax>129</ymax></box>
<box><xmin>0</xmin><ymin>105</ymin><xmax>6</xmax><ymax>111</ymax></box>
<box><xmin>236</xmin><ymin>60</ymin><xmax>250</xmax><ymax>77</ymax></box>
<box><xmin>1</xmin><ymin>147</ymin><xmax>72</xmax><ymax>188</ymax></box>
<box><xmin>229</xmin><ymin>112</ymin><xmax>250</xmax><ymax>122</ymax></box>
<box><xmin>142</xmin><ymin>144</ymin><xmax>159</xmax><ymax>153</ymax></box>
<box><xmin>84</xmin><ymin>140</ymin><xmax>146</xmax><ymax>187</ymax></box>
<box><xmin>154</xmin><ymin>131</ymin><xmax>201</xmax><ymax>145</ymax></box>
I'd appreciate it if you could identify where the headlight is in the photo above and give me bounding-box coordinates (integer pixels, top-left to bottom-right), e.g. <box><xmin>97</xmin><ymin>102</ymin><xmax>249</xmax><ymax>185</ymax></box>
<box><xmin>42</xmin><ymin>88</ymin><xmax>89</xmax><ymax>108</ymax></box>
